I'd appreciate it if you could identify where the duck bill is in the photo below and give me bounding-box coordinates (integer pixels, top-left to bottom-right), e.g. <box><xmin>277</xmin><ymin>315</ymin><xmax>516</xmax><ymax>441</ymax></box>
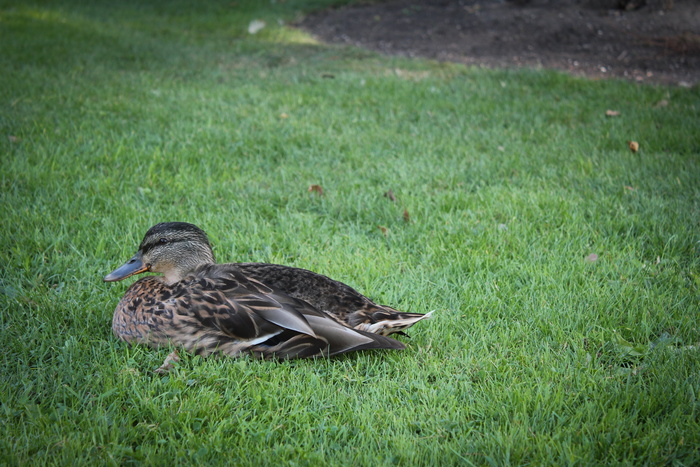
<box><xmin>104</xmin><ymin>252</ymin><xmax>150</xmax><ymax>282</ymax></box>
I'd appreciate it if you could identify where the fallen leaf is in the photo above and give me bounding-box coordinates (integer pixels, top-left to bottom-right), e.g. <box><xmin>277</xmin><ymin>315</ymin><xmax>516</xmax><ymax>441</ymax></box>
<box><xmin>624</xmin><ymin>186</ymin><xmax>635</xmax><ymax>191</ymax></box>
<box><xmin>403</xmin><ymin>209</ymin><xmax>410</xmax><ymax>222</ymax></box>
<box><xmin>384</xmin><ymin>189</ymin><xmax>396</xmax><ymax>202</ymax></box>
<box><xmin>605</xmin><ymin>110</ymin><xmax>621</xmax><ymax>117</ymax></box>
<box><xmin>279</xmin><ymin>113</ymin><xmax>289</xmax><ymax>119</ymax></box>
<box><xmin>628</xmin><ymin>141</ymin><xmax>639</xmax><ymax>153</ymax></box>
<box><xmin>585</xmin><ymin>253</ymin><xmax>599</xmax><ymax>263</ymax></box>
<box><xmin>654</xmin><ymin>99</ymin><xmax>669</xmax><ymax>108</ymax></box>
<box><xmin>377</xmin><ymin>225</ymin><xmax>388</xmax><ymax>236</ymax></box>
<box><xmin>247</xmin><ymin>19</ymin><xmax>266</xmax><ymax>35</ymax></box>
<box><xmin>8</xmin><ymin>135</ymin><xmax>18</xmax><ymax>143</ymax></box>
<box><xmin>308</xmin><ymin>184</ymin><xmax>323</xmax><ymax>195</ymax></box>
<box><xmin>155</xmin><ymin>351</ymin><xmax>180</xmax><ymax>374</ymax></box>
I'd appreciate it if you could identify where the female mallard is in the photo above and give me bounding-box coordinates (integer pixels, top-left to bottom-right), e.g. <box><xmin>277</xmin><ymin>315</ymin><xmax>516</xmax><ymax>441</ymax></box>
<box><xmin>104</xmin><ymin>222</ymin><xmax>430</xmax><ymax>361</ymax></box>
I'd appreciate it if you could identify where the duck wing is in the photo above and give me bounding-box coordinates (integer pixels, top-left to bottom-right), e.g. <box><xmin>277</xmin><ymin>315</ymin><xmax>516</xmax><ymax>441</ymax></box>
<box><xmin>203</xmin><ymin>265</ymin><xmax>405</xmax><ymax>357</ymax></box>
<box><xmin>235</xmin><ymin>262</ymin><xmax>431</xmax><ymax>335</ymax></box>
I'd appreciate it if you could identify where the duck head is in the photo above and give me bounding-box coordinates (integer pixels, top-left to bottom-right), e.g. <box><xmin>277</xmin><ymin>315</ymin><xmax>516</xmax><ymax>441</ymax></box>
<box><xmin>104</xmin><ymin>222</ymin><xmax>216</xmax><ymax>285</ymax></box>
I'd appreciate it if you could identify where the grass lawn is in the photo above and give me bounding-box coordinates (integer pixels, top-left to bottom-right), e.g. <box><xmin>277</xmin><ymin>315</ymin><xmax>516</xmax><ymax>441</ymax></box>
<box><xmin>1</xmin><ymin>0</ymin><xmax>699</xmax><ymax>464</ymax></box>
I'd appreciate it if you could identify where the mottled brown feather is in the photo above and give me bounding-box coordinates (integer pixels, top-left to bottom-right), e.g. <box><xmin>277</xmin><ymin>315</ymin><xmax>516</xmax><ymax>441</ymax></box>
<box><xmin>236</xmin><ymin>263</ymin><xmax>431</xmax><ymax>336</ymax></box>
<box><xmin>112</xmin><ymin>263</ymin><xmax>404</xmax><ymax>359</ymax></box>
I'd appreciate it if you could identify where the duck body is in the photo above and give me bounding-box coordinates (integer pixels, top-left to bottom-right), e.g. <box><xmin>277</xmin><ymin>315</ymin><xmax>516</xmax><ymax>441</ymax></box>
<box><xmin>105</xmin><ymin>222</ymin><xmax>430</xmax><ymax>361</ymax></box>
<box><xmin>112</xmin><ymin>264</ymin><xmax>403</xmax><ymax>359</ymax></box>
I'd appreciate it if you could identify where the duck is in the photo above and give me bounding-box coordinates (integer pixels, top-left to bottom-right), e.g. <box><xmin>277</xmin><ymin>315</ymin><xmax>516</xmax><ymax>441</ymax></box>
<box><xmin>104</xmin><ymin>222</ymin><xmax>431</xmax><ymax>362</ymax></box>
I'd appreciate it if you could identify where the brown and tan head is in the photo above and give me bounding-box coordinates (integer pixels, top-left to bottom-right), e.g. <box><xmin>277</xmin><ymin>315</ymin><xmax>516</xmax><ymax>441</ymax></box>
<box><xmin>104</xmin><ymin>222</ymin><xmax>215</xmax><ymax>285</ymax></box>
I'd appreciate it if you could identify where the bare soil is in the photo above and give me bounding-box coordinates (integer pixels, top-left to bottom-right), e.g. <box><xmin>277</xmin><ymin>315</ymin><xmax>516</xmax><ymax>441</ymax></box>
<box><xmin>299</xmin><ymin>0</ymin><xmax>700</xmax><ymax>86</ymax></box>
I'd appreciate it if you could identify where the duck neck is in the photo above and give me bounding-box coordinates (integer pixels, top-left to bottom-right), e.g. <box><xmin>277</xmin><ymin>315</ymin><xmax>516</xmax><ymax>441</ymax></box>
<box><xmin>161</xmin><ymin>244</ymin><xmax>215</xmax><ymax>285</ymax></box>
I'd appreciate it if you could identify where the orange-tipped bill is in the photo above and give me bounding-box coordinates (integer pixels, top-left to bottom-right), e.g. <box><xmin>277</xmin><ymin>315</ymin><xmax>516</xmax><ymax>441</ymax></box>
<box><xmin>104</xmin><ymin>252</ymin><xmax>149</xmax><ymax>282</ymax></box>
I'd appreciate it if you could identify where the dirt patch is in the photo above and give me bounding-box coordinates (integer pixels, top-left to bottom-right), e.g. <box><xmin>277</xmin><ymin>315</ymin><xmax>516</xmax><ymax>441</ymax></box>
<box><xmin>299</xmin><ymin>0</ymin><xmax>699</xmax><ymax>86</ymax></box>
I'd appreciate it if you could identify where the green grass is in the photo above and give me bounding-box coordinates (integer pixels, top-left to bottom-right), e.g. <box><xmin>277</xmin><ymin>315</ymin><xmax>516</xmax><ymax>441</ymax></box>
<box><xmin>1</xmin><ymin>0</ymin><xmax>699</xmax><ymax>464</ymax></box>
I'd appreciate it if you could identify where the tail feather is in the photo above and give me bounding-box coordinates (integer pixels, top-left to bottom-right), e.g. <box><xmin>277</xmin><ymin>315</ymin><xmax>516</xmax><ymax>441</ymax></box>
<box><xmin>358</xmin><ymin>310</ymin><xmax>434</xmax><ymax>336</ymax></box>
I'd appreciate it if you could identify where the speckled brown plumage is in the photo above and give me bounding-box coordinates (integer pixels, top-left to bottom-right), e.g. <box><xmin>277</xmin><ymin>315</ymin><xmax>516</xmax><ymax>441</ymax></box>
<box><xmin>111</xmin><ymin>264</ymin><xmax>402</xmax><ymax>359</ymax></box>
<box><xmin>104</xmin><ymin>222</ymin><xmax>430</xmax><ymax>362</ymax></box>
<box><xmin>236</xmin><ymin>263</ymin><xmax>431</xmax><ymax>336</ymax></box>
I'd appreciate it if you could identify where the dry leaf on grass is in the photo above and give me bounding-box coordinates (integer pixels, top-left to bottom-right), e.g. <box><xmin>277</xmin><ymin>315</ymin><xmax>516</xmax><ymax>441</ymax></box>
<box><xmin>155</xmin><ymin>351</ymin><xmax>180</xmax><ymax>374</ymax></box>
<box><xmin>377</xmin><ymin>225</ymin><xmax>388</xmax><ymax>236</ymax></box>
<box><xmin>585</xmin><ymin>253</ymin><xmax>599</xmax><ymax>263</ymax></box>
<box><xmin>605</xmin><ymin>110</ymin><xmax>621</xmax><ymax>117</ymax></box>
<box><xmin>279</xmin><ymin>113</ymin><xmax>289</xmax><ymax>119</ymax></box>
<box><xmin>8</xmin><ymin>135</ymin><xmax>18</xmax><ymax>143</ymax></box>
<box><xmin>403</xmin><ymin>209</ymin><xmax>410</xmax><ymax>222</ymax></box>
<box><xmin>384</xmin><ymin>189</ymin><xmax>396</xmax><ymax>202</ymax></box>
<box><xmin>628</xmin><ymin>141</ymin><xmax>640</xmax><ymax>153</ymax></box>
<box><xmin>308</xmin><ymin>184</ymin><xmax>324</xmax><ymax>195</ymax></box>
<box><xmin>654</xmin><ymin>99</ymin><xmax>669</xmax><ymax>108</ymax></box>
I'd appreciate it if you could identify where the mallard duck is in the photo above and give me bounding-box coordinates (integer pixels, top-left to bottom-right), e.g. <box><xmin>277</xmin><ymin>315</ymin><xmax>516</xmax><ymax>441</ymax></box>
<box><xmin>104</xmin><ymin>222</ymin><xmax>430</xmax><ymax>361</ymax></box>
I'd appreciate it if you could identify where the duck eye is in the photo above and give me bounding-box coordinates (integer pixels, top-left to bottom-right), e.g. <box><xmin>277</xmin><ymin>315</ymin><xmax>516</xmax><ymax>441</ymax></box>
<box><xmin>159</xmin><ymin>238</ymin><xmax>168</xmax><ymax>244</ymax></box>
